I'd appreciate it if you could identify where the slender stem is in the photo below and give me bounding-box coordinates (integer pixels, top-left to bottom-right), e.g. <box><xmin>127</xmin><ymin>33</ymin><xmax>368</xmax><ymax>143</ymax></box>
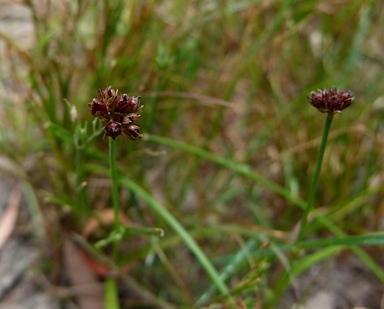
<box><xmin>109</xmin><ymin>138</ymin><xmax>121</xmax><ymax>259</ymax></box>
<box><xmin>108</xmin><ymin>138</ymin><xmax>121</xmax><ymax>309</ymax></box>
<box><xmin>109</xmin><ymin>138</ymin><xmax>119</xmax><ymax>231</ymax></box>
<box><xmin>296</xmin><ymin>113</ymin><xmax>333</xmax><ymax>242</ymax></box>
<box><xmin>105</xmin><ymin>277</ymin><xmax>119</xmax><ymax>309</ymax></box>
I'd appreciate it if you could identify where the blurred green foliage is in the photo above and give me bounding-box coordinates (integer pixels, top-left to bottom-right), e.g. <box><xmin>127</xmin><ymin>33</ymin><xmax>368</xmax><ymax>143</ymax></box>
<box><xmin>1</xmin><ymin>0</ymin><xmax>384</xmax><ymax>307</ymax></box>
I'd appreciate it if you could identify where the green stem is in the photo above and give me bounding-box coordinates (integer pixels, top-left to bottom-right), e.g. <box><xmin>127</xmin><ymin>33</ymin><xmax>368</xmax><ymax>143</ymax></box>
<box><xmin>109</xmin><ymin>138</ymin><xmax>119</xmax><ymax>231</ymax></box>
<box><xmin>108</xmin><ymin>138</ymin><xmax>121</xmax><ymax>309</ymax></box>
<box><xmin>105</xmin><ymin>277</ymin><xmax>119</xmax><ymax>309</ymax></box>
<box><xmin>297</xmin><ymin>114</ymin><xmax>333</xmax><ymax>242</ymax></box>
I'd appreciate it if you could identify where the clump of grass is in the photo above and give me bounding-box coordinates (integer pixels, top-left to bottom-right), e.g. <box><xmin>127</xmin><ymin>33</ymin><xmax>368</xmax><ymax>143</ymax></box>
<box><xmin>1</xmin><ymin>1</ymin><xmax>384</xmax><ymax>308</ymax></box>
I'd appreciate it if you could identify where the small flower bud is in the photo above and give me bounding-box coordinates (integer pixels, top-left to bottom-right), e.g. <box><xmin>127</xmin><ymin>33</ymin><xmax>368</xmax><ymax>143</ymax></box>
<box><xmin>122</xmin><ymin>116</ymin><xmax>132</xmax><ymax>125</ymax></box>
<box><xmin>104</xmin><ymin>121</ymin><xmax>122</xmax><ymax>140</ymax></box>
<box><xmin>130</xmin><ymin>96</ymin><xmax>141</xmax><ymax>112</ymax></box>
<box><xmin>123</xmin><ymin>113</ymin><xmax>141</xmax><ymax>124</ymax></box>
<box><xmin>115</xmin><ymin>95</ymin><xmax>129</xmax><ymax>113</ymax></box>
<box><xmin>115</xmin><ymin>95</ymin><xmax>141</xmax><ymax>114</ymax></box>
<box><xmin>88</xmin><ymin>98</ymin><xmax>108</xmax><ymax>120</ymax></box>
<box><xmin>122</xmin><ymin>124</ymin><xmax>143</xmax><ymax>140</ymax></box>
<box><xmin>70</xmin><ymin>105</ymin><xmax>78</xmax><ymax>122</ymax></box>
<box><xmin>106</xmin><ymin>86</ymin><xmax>117</xmax><ymax>99</ymax></box>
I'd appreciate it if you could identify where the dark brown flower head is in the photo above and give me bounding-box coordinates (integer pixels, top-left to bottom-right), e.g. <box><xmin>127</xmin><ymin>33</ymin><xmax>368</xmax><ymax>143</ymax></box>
<box><xmin>88</xmin><ymin>86</ymin><xmax>143</xmax><ymax>140</ymax></box>
<box><xmin>308</xmin><ymin>87</ymin><xmax>354</xmax><ymax>115</ymax></box>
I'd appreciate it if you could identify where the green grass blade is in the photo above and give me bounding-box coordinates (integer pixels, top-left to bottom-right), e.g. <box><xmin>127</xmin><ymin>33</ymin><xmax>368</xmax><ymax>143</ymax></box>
<box><xmin>195</xmin><ymin>238</ymin><xmax>259</xmax><ymax>307</ymax></box>
<box><xmin>144</xmin><ymin>134</ymin><xmax>305</xmax><ymax>208</ymax></box>
<box><xmin>268</xmin><ymin>246</ymin><xmax>341</xmax><ymax>307</ymax></box>
<box><xmin>120</xmin><ymin>177</ymin><xmax>234</xmax><ymax>305</ymax></box>
<box><xmin>299</xmin><ymin>232</ymin><xmax>384</xmax><ymax>248</ymax></box>
<box><xmin>143</xmin><ymin>134</ymin><xmax>384</xmax><ymax>288</ymax></box>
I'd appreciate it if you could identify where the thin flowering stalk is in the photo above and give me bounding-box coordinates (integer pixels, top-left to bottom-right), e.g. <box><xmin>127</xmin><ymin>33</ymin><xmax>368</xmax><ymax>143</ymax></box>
<box><xmin>105</xmin><ymin>277</ymin><xmax>119</xmax><ymax>309</ymax></box>
<box><xmin>109</xmin><ymin>138</ymin><xmax>120</xmax><ymax>231</ymax></box>
<box><xmin>88</xmin><ymin>86</ymin><xmax>143</xmax><ymax>309</ymax></box>
<box><xmin>297</xmin><ymin>113</ymin><xmax>333</xmax><ymax>241</ymax></box>
<box><xmin>88</xmin><ymin>86</ymin><xmax>144</xmax><ymax>232</ymax></box>
<box><xmin>296</xmin><ymin>87</ymin><xmax>354</xmax><ymax>242</ymax></box>
<box><xmin>109</xmin><ymin>138</ymin><xmax>122</xmax><ymax>262</ymax></box>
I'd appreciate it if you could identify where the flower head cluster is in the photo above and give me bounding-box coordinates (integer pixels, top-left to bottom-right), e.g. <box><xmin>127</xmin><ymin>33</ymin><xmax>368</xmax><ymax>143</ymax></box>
<box><xmin>88</xmin><ymin>86</ymin><xmax>143</xmax><ymax>140</ymax></box>
<box><xmin>308</xmin><ymin>87</ymin><xmax>353</xmax><ymax>116</ymax></box>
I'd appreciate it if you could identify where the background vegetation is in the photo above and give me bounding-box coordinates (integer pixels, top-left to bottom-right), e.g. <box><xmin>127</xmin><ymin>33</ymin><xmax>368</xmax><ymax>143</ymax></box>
<box><xmin>1</xmin><ymin>0</ymin><xmax>384</xmax><ymax>308</ymax></box>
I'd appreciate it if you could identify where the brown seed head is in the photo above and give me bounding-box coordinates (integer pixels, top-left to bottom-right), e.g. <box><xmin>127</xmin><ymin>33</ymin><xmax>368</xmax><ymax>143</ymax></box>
<box><xmin>88</xmin><ymin>86</ymin><xmax>143</xmax><ymax>140</ymax></box>
<box><xmin>308</xmin><ymin>87</ymin><xmax>353</xmax><ymax>115</ymax></box>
